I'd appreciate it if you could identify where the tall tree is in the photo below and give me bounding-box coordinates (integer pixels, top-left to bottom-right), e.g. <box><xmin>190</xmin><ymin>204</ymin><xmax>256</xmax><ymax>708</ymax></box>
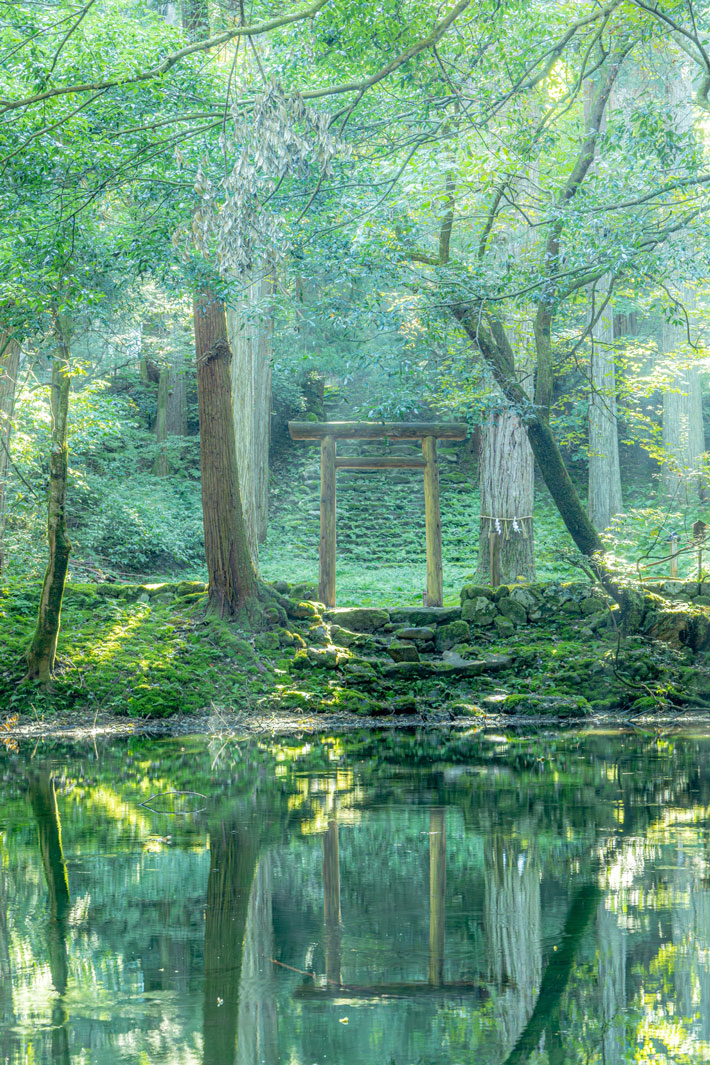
<box><xmin>193</xmin><ymin>290</ymin><xmax>257</xmax><ymax>614</ymax></box>
<box><xmin>0</xmin><ymin>331</ymin><xmax>20</xmax><ymax>572</ymax></box>
<box><xmin>26</xmin><ymin>321</ymin><xmax>72</xmax><ymax>683</ymax></box>
<box><xmin>588</xmin><ymin>278</ymin><xmax>623</xmax><ymax>530</ymax></box>
<box><xmin>228</xmin><ymin>271</ymin><xmax>274</xmax><ymax>561</ymax></box>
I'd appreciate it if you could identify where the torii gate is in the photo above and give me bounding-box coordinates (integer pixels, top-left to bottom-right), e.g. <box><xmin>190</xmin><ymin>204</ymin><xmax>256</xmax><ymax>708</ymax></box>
<box><xmin>288</xmin><ymin>421</ymin><xmax>468</xmax><ymax>607</ymax></box>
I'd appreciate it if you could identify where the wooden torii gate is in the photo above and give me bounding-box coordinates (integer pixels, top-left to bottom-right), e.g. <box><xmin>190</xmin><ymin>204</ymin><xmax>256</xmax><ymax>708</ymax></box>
<box><xmin>288</xmin><ymin>421</ymin><xmax>468</xmax><ymax>607</ymax></box>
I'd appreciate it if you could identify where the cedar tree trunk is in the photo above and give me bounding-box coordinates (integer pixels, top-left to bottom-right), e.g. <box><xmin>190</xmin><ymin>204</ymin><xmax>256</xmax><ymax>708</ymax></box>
<box><xmin>0</xmin><ymin>333</ymin><xmax>20</xmax><ymax>573</ymax></box>
<box><xmin>228</xmin><ymin>271</ymin><xmax>274</xmax><ymax>562</ymax></box>
<box><xmin>26</xmin><ymin>349</ymin><xmax>72</xmax><ymax>683</ymax></box>
<box><xmin>588</xmin><ymin>283</ymin><xmax>623</xmax><ymax>530</ymax></box>
<box><xmin>193</xmin><ymin>291</ymin><xmax>257</xmax><ymax>614</ymax></box>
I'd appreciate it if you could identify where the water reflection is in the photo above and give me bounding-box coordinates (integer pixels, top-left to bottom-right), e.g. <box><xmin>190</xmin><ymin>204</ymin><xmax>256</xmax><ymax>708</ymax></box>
<box><xmin>3</xmin><ymin>732</ymin><xmax>710</xmax><ymax>1061</ymax></box>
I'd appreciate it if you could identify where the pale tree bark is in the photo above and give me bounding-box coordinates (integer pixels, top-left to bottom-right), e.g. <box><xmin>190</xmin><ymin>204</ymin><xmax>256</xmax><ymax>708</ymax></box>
<box><xmin>0</xmin><ymin>332</ymin><xmax>20</xmax><ymax>573</ymax></box>
<box><xmin>659</xmin><ymin>56</ymin><xmax>706</xmax><ymax>501</ymax></box>
<box><xmin>26</xmin><ymin>323</ymin><xmax>72</xmax><ymax>684</ymax></box>
<box><xmin>588</xmin><ymin>279</ymin><xmax>623</xmax><ymax>530</ymax></box>
<box><xmin>596</xmin><ymin>902</ymin><xmax>627</xmax><ymax>1065</ymax></box>
<box><xmin>484</xmin><ymin>834</ymin><xmax>541</xmax><ymax>1055</ymax></box>
<box><xmin>477</xmin><ymin>340</ymin><xmax>535</xmax><ymax>584</ymax></box>
<box><xmin>153</xmin><ymin>355</ymin><xmax>188</xmax><ymax>476</ymax></box>
<box><xmin>584</xmin><ymin>68</ymin><xmax>623</xmax><ymax>531</ymax></box>
<box><xmin>193</xmin><ymin>291</ymin><xmax>257</xmax><ymax>614</ymax></box>
<box><xmin>227</xmin><ymin>271</ymin><xmax>274</xmax><ymax>564</ymax></box>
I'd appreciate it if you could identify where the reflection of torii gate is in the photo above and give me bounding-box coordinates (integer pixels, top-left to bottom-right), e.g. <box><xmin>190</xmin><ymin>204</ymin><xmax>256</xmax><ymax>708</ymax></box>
<box><xmin>296</xmin><ymin>809</ymin><xmax>486</xmax><ymax>1002</ymax></box>
<box><xmin>288</xmin><ymin>422</ymin><xmax>468</xmax><ymax>608</ymax></box>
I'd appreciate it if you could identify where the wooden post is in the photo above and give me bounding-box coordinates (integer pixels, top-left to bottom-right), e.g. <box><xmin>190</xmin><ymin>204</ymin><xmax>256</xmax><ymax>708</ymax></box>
<box><xmin>319</xmin><ymin>435</ymin><xmax>336</xmax><ymax>607</ymax></box>
<box><xmin>429</xmin><ymin>807</ymin><xmax>446</xmax><ymax>987</ymax></box>
<box><xmin>422</xmin><ymin>436</ymin><xmax>443</xmax><ymax>607</ymax></box>
<box><xmin>670</xmin><ymin>534</ymin><xmax>679</xmax><ymax>579</ymax></box>
<box><xmin>323</xmin><ymin>820</ymin><xmax>341</xmax><ymax>986</ymax></box>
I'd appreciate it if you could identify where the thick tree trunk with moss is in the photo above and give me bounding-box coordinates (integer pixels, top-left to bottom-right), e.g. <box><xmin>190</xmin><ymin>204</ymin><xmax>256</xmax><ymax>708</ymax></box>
<box><xmin>26</xmin><ymin>347</ymin><xmax>72</xmax><ymax>684</ymax></box>
<box><xmin>228</xmin><ymin>272</ymin><xmax>274</xmax><ymax>563</ymax></box>
<box><xmin>588</xmin><ymin>282</ymin><xmax>623</xmax><ymax>530</ymax></box>
<box><xmin>193</xmin><ymin>291</ymin><xmax>257</xmax><ymax>614</ymax></box>
<box><xmin>0</xmin><ymin>333</ymin><xmax>20</xmax><ymax>573</ymax></box>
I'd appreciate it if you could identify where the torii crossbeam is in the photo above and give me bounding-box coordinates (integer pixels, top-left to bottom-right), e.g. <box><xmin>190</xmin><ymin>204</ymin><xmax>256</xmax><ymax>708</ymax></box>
<box><xmin>288</xmin><ymin>421</ymin><xmax>468</xmax><ymax>607</ymax></box>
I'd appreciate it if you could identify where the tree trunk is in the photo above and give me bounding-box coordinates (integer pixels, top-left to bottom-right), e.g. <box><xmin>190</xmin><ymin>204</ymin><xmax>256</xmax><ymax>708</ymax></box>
<box><xmin>588</xmin><ymin>280</ymin><xmax>623</xmax><ymax>530</ymax></box>
<box><xmin>660</xmin><ymin>306</ymin><xmax>705</xmax><ymax>502</ymax></box>
<box><xmin>478</xmin><ymin>396</ymin><xmax>535</xmax><ymax>584</ymax></box>
<box><xmin>0</xmin><ymin>332</ymin><xmax>20</xmax><ymax>573</ymax></box>
<box><xmin>26</xmin><ymin>339</ymin><xmax>72</xmax><ymax>684</ymax></box>
<box><xmin>153</xmin><ymin>357</ymin><xmax>187</xmax><ymax>476</ymax></box>
<box><xmin>193</xmin><ymin>291</ymin><xmax>257</xmax><ymax>614</ymax></box>
<box><xmin>660</xmin><ymin>59</ymin><xmax>705</xmax><ymax>501</ymax></box>
<box><xmin>228</xmin><ymin>271</ymin><xmax>274</xmax><ymax>562</ymax></box>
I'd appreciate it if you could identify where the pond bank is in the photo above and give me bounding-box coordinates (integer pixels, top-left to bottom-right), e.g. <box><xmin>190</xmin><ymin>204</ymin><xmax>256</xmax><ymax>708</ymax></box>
<box><xmin>3</xmin><ymin>577</ymin><xmax>710</xmax><ymax>725</ymax></box>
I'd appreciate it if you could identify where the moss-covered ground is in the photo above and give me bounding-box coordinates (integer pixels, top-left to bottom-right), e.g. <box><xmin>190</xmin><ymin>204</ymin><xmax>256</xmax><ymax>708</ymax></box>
<box><xmin>3</xmin><ymin>575</ymin><xmax>710</xmax><ymax>724</ymax></box>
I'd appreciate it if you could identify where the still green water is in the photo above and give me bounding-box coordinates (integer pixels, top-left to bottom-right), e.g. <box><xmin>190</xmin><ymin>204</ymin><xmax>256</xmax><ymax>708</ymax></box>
<box><xmin>1</xmin><ymin>728</ymin><xmax>710</xmax><ymax>1064</ymax></box>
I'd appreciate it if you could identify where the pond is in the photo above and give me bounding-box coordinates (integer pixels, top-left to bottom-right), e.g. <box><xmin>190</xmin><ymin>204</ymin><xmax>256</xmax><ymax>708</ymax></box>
<box><xmin>2</xmin><ymin>727</ymin><xmax>710</xmax><ymax>1064</ymax></box>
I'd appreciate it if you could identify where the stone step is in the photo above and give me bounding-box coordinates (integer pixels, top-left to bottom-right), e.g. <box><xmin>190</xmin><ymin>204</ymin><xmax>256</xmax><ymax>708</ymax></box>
<box><xmin>383</xmin><ymin>654</ymin><xmax>511</xmax><ymax>678</ymax></box>
<box><xmin>389</xmin><ymin>606</ymin><xmax>461</xmax><ymax>626</ymax></box>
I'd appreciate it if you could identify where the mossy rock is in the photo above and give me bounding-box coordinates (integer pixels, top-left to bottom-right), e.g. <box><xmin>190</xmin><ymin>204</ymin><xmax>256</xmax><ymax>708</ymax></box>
<box><xmin>254</xmin><ymin>631</ymin><xmax>280</xmax><ymax>652</ymax></box>
<box><xmin>387</xmin><ymin>640</ymin><xmax>420</xmax><ymax>663</ymax></box>
<box><xmin>509</xmin><ymin>587</ymin><xmax>539</xmax><ymax>610</ymax></box>
<box><xmin>497</xmin><ymin>598</ymin><xmax>527</xmax><ymax>626</ymax></box>
<box><xmin>286</xmin><ymin>600</ymin><xmax>321</xmax><ymax>621</ymax></box>
<box><xmin>307</xmin><ymin>623</ymin><xmax>330</xmax><ymax>646</ymax></box>
<box><xmin>435</xmin><ymin>619</ymin><xmax>469</xmax><ymax>652</ymax></box>
<box><xmin>306</xmin><ymin>647</ymin><xmax>339</xmax><ymax>669</ymax></box>
<box><xmin>96</xmin><ymin>583</ymin><xmax>126</xmax><ymax>598</ymax></box>
<box><xmin>394</xmin><ymin>626</ymin><xmax>435</xmax><ymax>642</ymax></box>
<box><xmin>493</xmin><ymin>615</ymin><xmax>514</xmax><ymax>638</ymax></box>
<box><xmin>280</xmin><ymin>689</ymin><xmax>319</xmax><ymax>710</ymax></box>
<box><xmin>389</xmin><ymin>606</ymin><xmax>460</xmax><ymax>627</ymax></box>
<box><xmin>324</xmin><ymin>607</ymin><xmax>389</xmax><ymax>632</ymax></box>
<box><xmin>502</xmin><ymin>693</ymin><xmax>592</xmax><ymax>717</ymax></box>
<box><xmin>493</xmin><ymin>585</ymin><xmax>511</xmax><ymax>602</ymax></box>
<box><xmin>176</xmin><ymin>581</ymin><xmax>207</xmax><ymax>597</ymax></box>
<box><xmin>176</xmin><ymin>591</ymin><xmax>207</xmax><ymax>604</ymax></box>
<box><xmin>461</xmin><ymin>597</ymin><xmax>497</xmax><ymax>625</ymax></box>
<box><xmin>579</xmin><ymin>595</ymin><xmax>606</xmax><ymax>616</ymax></box>
<box><xmin>460</xmin><ymin>584</ymin><xmax>493</xmax><ymax>603</ymax></box>
<box><xmin>329</xmin><ymin>625</ymin><xmax>376</xmax><ymax>652</ymax></box>
<box><xmin>291</xmin><ymin>582</ymin><xmax>318</xmax><ymax>600</ymax></box>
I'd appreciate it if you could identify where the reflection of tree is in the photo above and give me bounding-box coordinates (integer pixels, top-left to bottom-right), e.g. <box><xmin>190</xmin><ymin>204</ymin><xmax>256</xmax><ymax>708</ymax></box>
<box><xmin>429</xmin><ymin>808</ymin><xmax>446</xmax><ymax>987</ymax></box>
<box><xmin>596</xmin><ymin>902</ymin><xmax>626</xmax><ymax>1065</ymax></box>
<box><xmin>0</xmin><ymin>864</ymin><xmax>15</xmax><ymax>1062</ymax></box>
<box><xmin>484</xmin><ymin>834</ymin><xmax>541</xmax><ymax>1052</ymax></box>
<box><xmin>202</xmin><ymin>820</ymin><xmax>259</xmax><ymax>1065</ymax></box>
<box><xmin>501</xmin><ymin>881</ymin><xmax>602</xmax><ymax>1065</ymax></box>
<box><xmin>236</xmin><ymin>853</ymin><xmax>277</xmax><ymax>1065</ymax></box>
<box><xmin>28</xmin><ymin>771</ymin><xmax>71</xmax><ymax>1065</ymax></box>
